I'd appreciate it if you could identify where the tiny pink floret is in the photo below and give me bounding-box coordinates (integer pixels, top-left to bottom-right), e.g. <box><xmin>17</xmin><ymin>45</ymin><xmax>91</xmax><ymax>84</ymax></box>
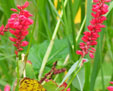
<box><xmin>4</xmin><ymin>85</ymin><xmax>10</xmax><ymax>91</ymax></box>
<box><xmin>110</xmin><ymin>81</ymin><xmax>113</xmax><ymax>84</ymax></box>
<box><xmin>107</xmin><ymin>86</ymin><xmax>113</xmax><ymax>91</ymax></box>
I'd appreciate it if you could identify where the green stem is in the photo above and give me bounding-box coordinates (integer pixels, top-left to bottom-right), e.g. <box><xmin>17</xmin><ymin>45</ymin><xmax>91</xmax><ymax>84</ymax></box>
<box><xmin>16</xmin><ymin>57</ymin><xmax>19</xmax><ymax>91</ymax></box>
<box><xmin>65</xmin><ymin>66</ymin><xmax>82</xmax><ymax>91</ymax></box>
<box><xmin>76</xmin><ymin>16</ymin><xmax>86</xmax><ymax>41</ymax></box>
<box><xmin>64</xmin><ymin>58</ymin><xmax>82</xmax><ymax>91</ymax></box>
<box><xmin>38</xmin><ymin>0</ymin><xmax>68</xmax><ymax>80</ymax></box>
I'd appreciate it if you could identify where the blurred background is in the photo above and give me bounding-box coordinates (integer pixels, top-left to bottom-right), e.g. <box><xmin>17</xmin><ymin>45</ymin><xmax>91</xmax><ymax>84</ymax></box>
<box><xmin>0</xmin><ymin>0</ymin><xmax>113</xmax><ymax>91</ymax></box>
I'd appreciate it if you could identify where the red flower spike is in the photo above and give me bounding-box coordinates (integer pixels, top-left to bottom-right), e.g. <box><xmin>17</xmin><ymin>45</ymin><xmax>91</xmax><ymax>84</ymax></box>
<box><xmin>76</xmin><ymin>0</ymin><xmax>110</xmax><ymax>59</ymax></box>
<box><xmin>10</xmin><ymin>8</ymin><xmax>18</xmax><ymax>12</ymax></box>
<box><xmin>0</xmin><ymin>25</ymin><xmax>5</xmax><ymax>36</ymax></box>
<box><xmin>104</xmin><ymin>0</ymin><xmax>111</xmax><ymax>2</ymax></box>
<box><xmin>76</xmin><ymin>50</ymin><xmax>83</xmax><ymax>55</ymax></box>
<box><xmin>15</xmin><ymin>51</ymin><xmax>18</xmax><ymax>56</ymax></box>
<box><xmin>93</xmin><ymin>0</ymin><xmax>99</xmax><ymax>3</ymax></box>
<box><xmin>21</xmin><ymin>41</ymin><xmax>29</xmax><ymax>47</ymax></box>
<box><xmin>110</xmin><ymin>81</ymin><xmax>113</xmax><ymax>84</ymax></box>
<box><xmin>19</xmin><ymin>48</ymin><xmax>23</xmax><ymax>51</ymax></box>
<box><xmin>0</xmin><ymin>1</ymin><xmax>34</xmax><ymax>56</ymax></box>
<box><xmin>89</xmin><ymin>53</ymin><xmax>94</xmax><ymax>59</ymax></box>
<box><xmin>9</xmin><ymin>37</ymin><xmax>16</xmax><ymax>42</ymax></box>
<box><xmin>107</xmin><ymin>86</ymin><xmax>113</xmax><ymax>91</ymax></box>
<box><xmin>22</xmin><ymin>1</ymin><xmax>29</xmax><ymax>9</ymax></box>
<box><xmin>107</xmin><ymin>81</ymin><xmax>113</xmax><ymax>91</ymax></box>
<box><xmin>17</xmin><ymin>5</ymin><xmax>21</xmax><ymax>9</ymax></box>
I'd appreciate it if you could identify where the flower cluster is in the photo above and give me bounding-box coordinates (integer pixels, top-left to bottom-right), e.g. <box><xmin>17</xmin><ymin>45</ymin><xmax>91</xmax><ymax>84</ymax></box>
<box><xmin>0</xmin><ymin>25</ymin><xmax>8</xmax><ymax>40</ymax></box>
<box><xmin>76</xmin><ymin>0</ymin><xmax>111</xmax><ymax>59</ymax></box>
<box><xmin>107</xmin><ymin>81</ymin><xmax>113</xmax><ymax>91</ymax></box>
<box><xmin>2</xmin><ymin>1</ymin><xmax>33</xmax><ymax>56</ymax></box>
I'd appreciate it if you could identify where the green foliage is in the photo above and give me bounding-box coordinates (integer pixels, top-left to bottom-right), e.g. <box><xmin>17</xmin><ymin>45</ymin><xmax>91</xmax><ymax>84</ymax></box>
<box><xmin>28</xmin><ymin>39</ymin><xmax>69</xmax><ymax>74</ymax></box>
<box><xmin>43</xmin><ymin>80</ymin><xmax>64</xmax><ymax>91</ymax></box>
<box><xmin>0</xmin><ymin>0</ymin><xmax>113</xmax><ymax>91</ymax></box>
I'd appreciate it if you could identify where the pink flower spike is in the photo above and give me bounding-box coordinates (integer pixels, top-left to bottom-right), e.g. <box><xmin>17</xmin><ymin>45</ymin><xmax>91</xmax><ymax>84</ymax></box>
<box><xmin>4</xmin><ymin>85</ymin><xmax>10</xmax><ymax>91</ymax></box>
<box><xmin>0</xmin><ymin>25</ymin><xmax>4</xmax><ymax>31</ymax></box>
<box><xmin>88</xmin><ymin>25</ymin><xmax>93</xmax><ymax>31</ymax></box>
<box><xmin>76</xmin><ymin>0</ymin><xmax>110</xmax><ymax>60</ymax></box>
<box><xmin>91</xmin><ymin>48</ymin><xmax>96</xmax><ymax>51</ymax></box>
<box><xmin>21</xmin><ymin>41</ymin><xmax>29</xmax><ymax>46</ymax></box>
<box><xmin>2</xmin><ymin>1</ymin><xmax>33</xmax><ymax>56</ymax></box>
<box><xmin>104</xmin><ymin>0</ymin><xmax>111</xmax><ymax>2</ymax></box>
<box><xmin>76</xmin><ymin>50</ymin><xmax>83</xmax><ymax>55</ymax></box>
<box><xmin>107</xmin><ymin>86</ymin><xmax>113</xmax><ymax>91</ymax></box>
<box><xmin>82</xmin><ymin>59</ymin><xmax>87</xmax><ymax>63</ymax></box>
<box><xmin>9</xmin><ymin>30</ymin><xmax>15</xmax><ymax>35</ymax></box>
<box><xmin>80</xmin><ymin>42</ymin><xmax>85</xmax><ymax>46</ymax></box>
<box><xmin>22</xmin><ymin>1</ymin><xmax>29</xmax><ymax>9</ymax></box>
<box><xmin>10</xmin><ymin>8</ymin><xmax>18</xmax><ymax>12</ymax></box>
<box><xmin>15</xmin><ymin>50</ymin><xmax>18</xmax><ymax>56</ymax></box>
<box><xmin>19</xmin><ymin>48</ymin><xmax>23</xmax><ymax>51</ymax></box>
<box><xmin>67</xmin><ymin>88</ymin><xmax>70</xmax><ymax>91</ymax></box>
<box><xmin>0</xmin><ymin>25</ymin><xmax>5</xmax><ymax>36</ymax></box>
<box><xmin>17</xmin><ymin>5</ymin><xmax>21</xmax><ymax>9</ymax></box>
<box><xmin>93</xmin><ymin>0</ymin><xmax>99</xmax><ymax>3</ymax></box>
<box><xmin>89</xmin><ymin>53</ymin><xmax>94</xmax><ymax>59</ymax></box>
<box><xmin>110</xmin><ymin>81</ymin><xmax>113</xmax><ymax>84</ymax></box>
<box><xmin>9</xmin><ymin>37</ymin><xmax>16</xmax><ymax>42</ymax></box>
<box><xmin>22</xmin><ymin>30</ymin><xmax>29</xmax><ymax>36</ymax></box>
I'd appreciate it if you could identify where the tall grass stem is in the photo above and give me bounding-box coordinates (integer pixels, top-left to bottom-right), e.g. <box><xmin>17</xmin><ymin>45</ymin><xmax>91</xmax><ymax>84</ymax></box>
<box><xmin>38</xmin><ymin>0</ymin><xmax>68</xmax><ymax>80</ymax></box>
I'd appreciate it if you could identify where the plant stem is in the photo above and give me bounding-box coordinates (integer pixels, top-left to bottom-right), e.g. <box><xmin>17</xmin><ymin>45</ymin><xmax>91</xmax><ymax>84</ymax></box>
<box><xmin>76</xmin><ymin>16</ymin><xmax>86</xmax><ymax>41</ymax></box>
<box><xmin>38</xmin><ymin>0</ymin><xmax>68</xmax><ymax>80</ymax></box>
<box><xmin>64</xmin><ymin>58</ymin><xmax>82</xmax><ymax>91</ymax></box>
<box><xmin>16</xmin><ymin>57</ymin><xmax>19</xmax><ymax>91</ymax></box>
<box><xmin>65</xmin><ymin>65</ymin><xmax>82</xmax><ymax>91</ymax></box>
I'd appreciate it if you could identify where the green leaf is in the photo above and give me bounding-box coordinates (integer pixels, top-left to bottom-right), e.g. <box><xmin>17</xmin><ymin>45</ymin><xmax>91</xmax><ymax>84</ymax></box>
<box><xmin>84</xmin><ymin>0</ymin><xmax>92</xmax><ymax>90</ymax></box>
<box><xmin>60</xmin><ymin>61</ymin><xmax>79</xmax><ymax>85</ymax></box>
<box><xmin>26</xmin><ymin>63</ymin><xmax>36</xmax><ymax>79</ymax></box>
<box><xmin>90</xmin><ymin>27</ymin><xmax>105</xmax><ymax>91</ymax></box>
<box><xmin>18</xmin><ymin>60</ymin><xmax>25</xmax><ymax>77</ymax></box>
<box><xmin>72</xmin><ymin>67</ymin><xmax>85</xmax><ymax>91</ymax></box>
<box><xmin>28</xmin><ymin>39</ymin><xmax>69</xmax><ymax>74</ymax></box>
<box><xmin>43</xmin><ymin>80</ymin><xmax>64</xmax><ymax>91</ymax></box>
<box><xmin>94</xmin><ymin>61</ymin><xmax>112</xmax><ymax>90</ymax></box>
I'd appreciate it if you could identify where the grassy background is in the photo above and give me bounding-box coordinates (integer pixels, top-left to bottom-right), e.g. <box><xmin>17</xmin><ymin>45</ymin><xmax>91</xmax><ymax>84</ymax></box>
<box><xmin>0</xmin><ymin>0</ymin><xmax>113</xmax><ymax>91</ymax></box>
